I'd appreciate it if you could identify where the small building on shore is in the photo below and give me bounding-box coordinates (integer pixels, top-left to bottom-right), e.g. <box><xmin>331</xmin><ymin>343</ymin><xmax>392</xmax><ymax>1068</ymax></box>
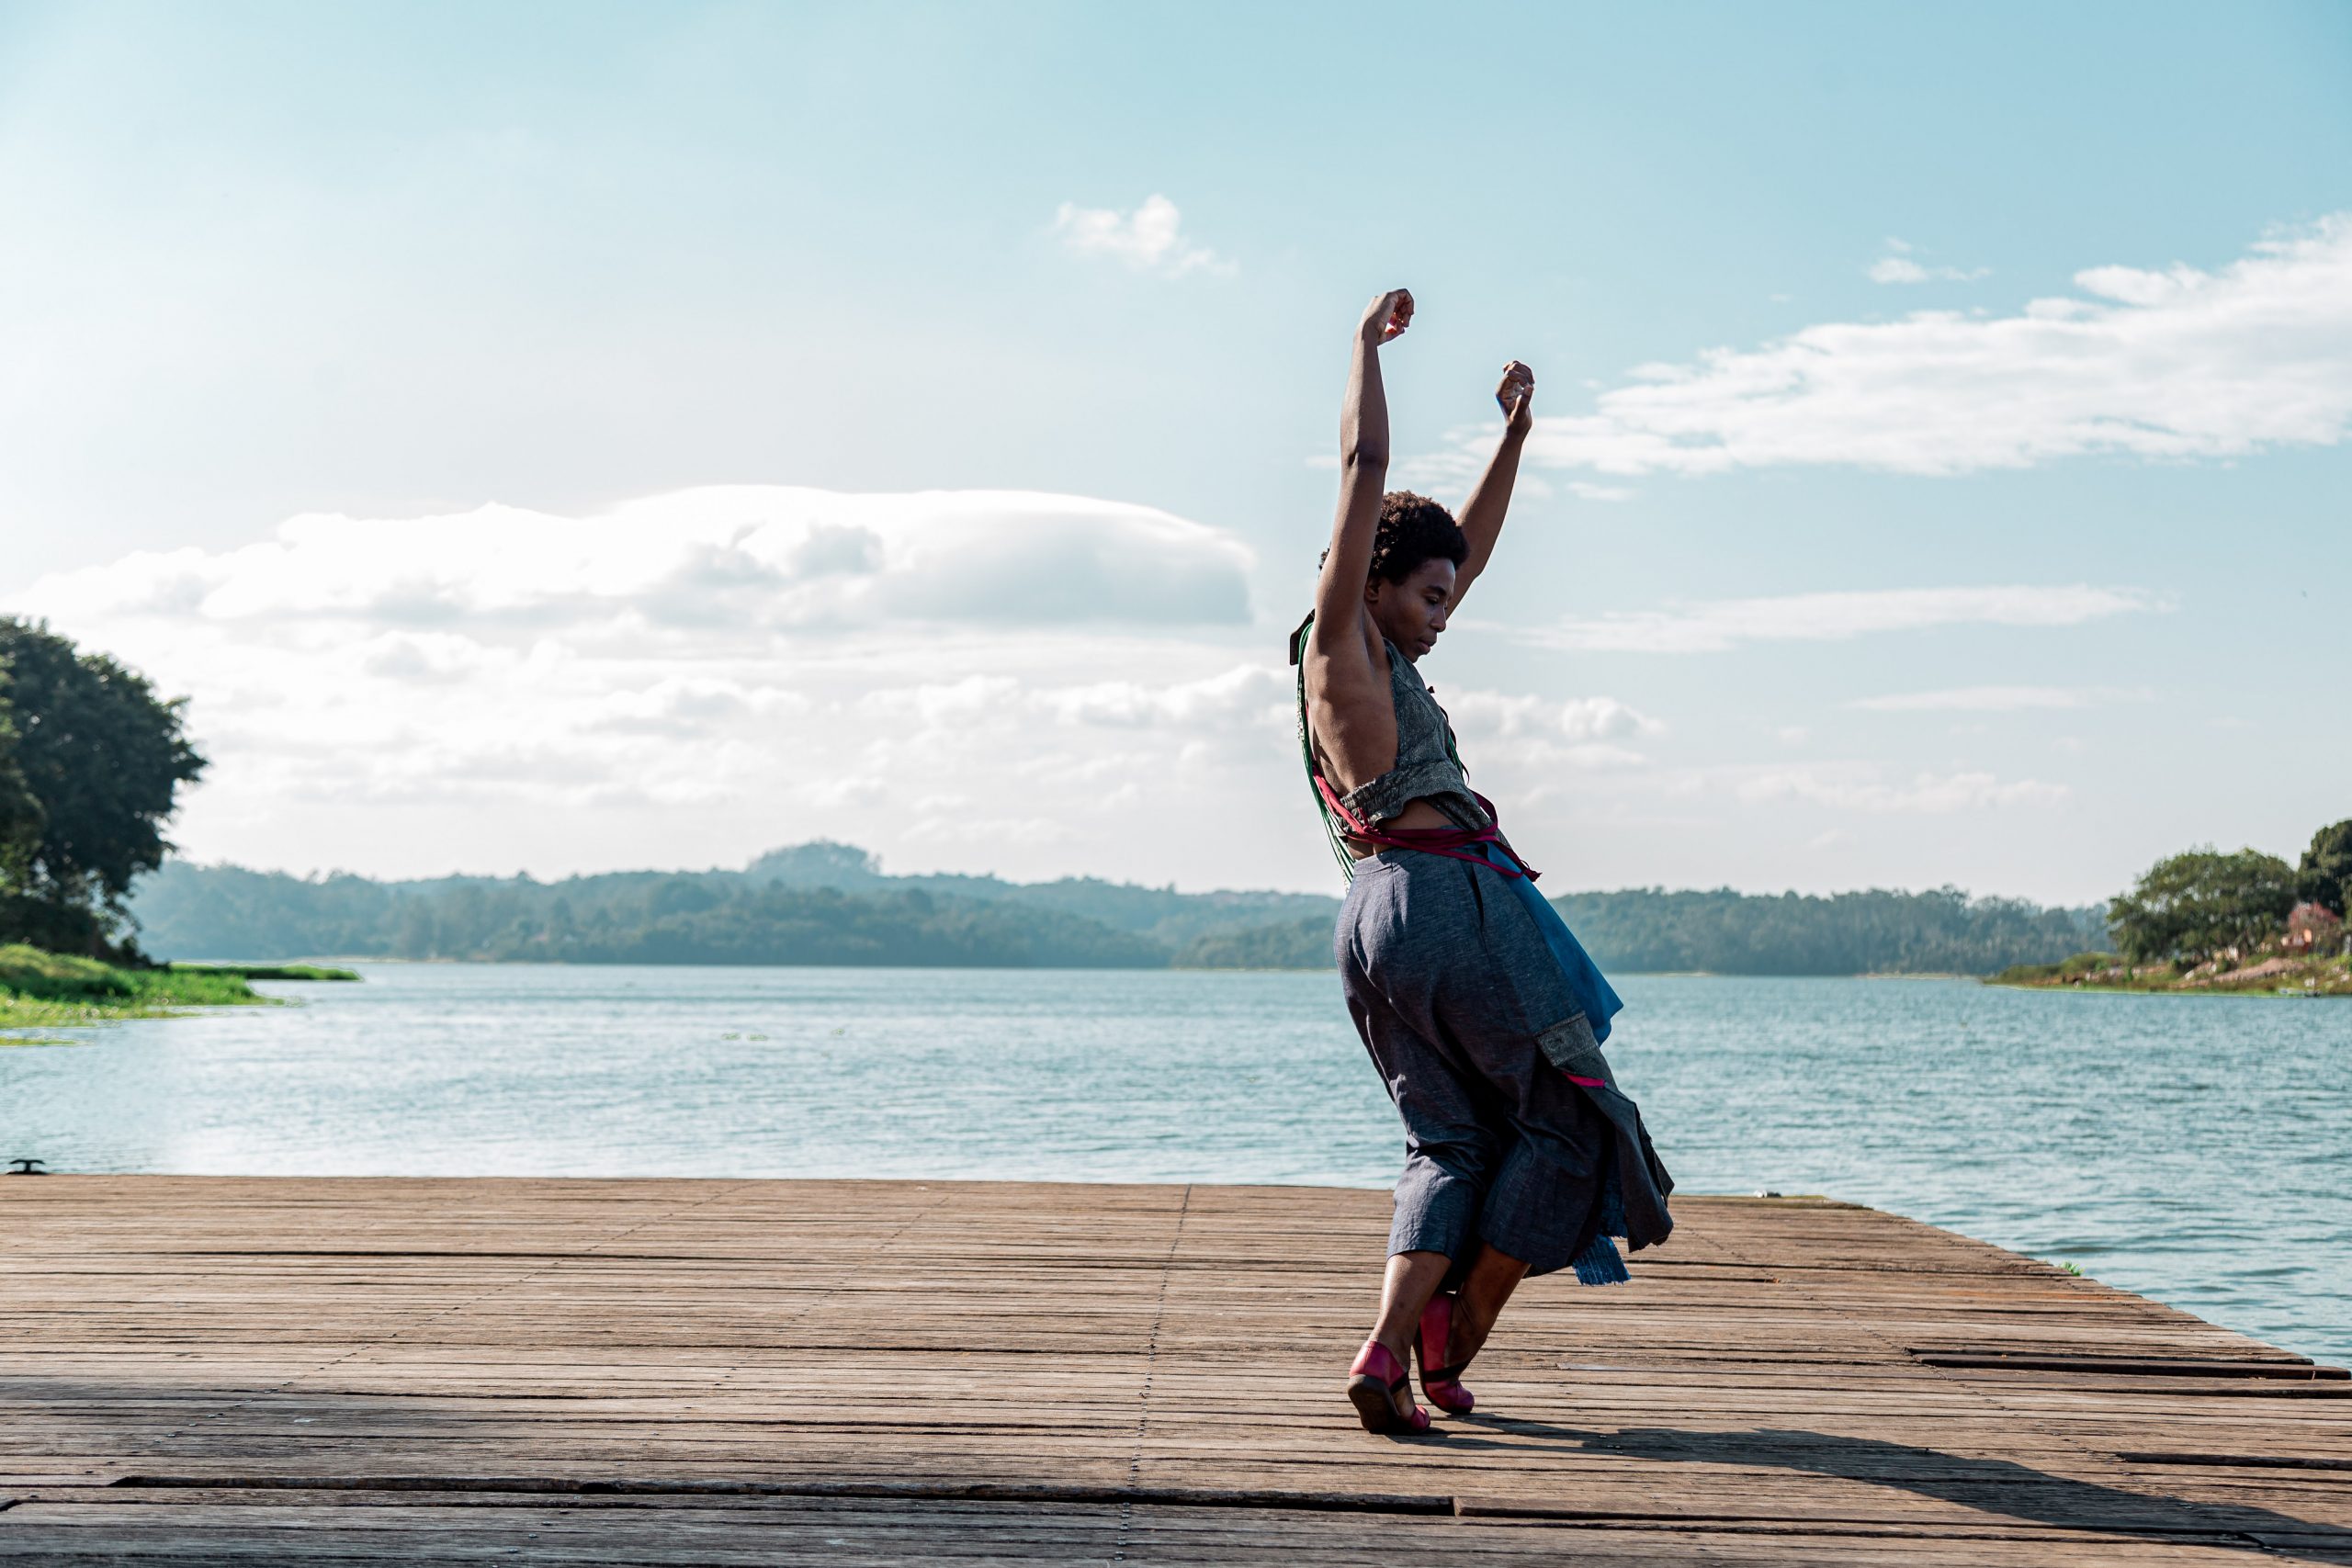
<box><xmin>2283</xmin><ymin>900</ymin><xmax>2346</xmax><ymax>953</ymax></box>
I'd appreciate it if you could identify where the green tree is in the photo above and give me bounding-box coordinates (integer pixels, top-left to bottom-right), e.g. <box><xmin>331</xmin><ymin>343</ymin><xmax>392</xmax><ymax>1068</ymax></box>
<box><xmin>0</xmin><ymin>620</ymin><xmax>207</xmax><ymax>959</ymax></box>
<box><xmin>2109</xmin><ymin>846</ymin><xmax>2297</xmax><ymax>964</ymax></box>
<box><xmin>2298</xmin><ymin>819</ymin><xmax>2352</xmax><ymax>919</ymax></box>
<box><xmin>0</xmin><ymin>696</ymin><xmax>43</xmax><ymax>888</ymax></box>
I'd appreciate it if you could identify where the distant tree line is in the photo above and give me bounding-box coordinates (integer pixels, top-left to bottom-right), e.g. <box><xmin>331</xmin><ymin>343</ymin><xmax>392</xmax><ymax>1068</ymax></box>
<box><xmin>1547</xmin><ymin>886</ymin><xmax>2108</xmax><ymax>976</ymax></box>
<box><xmin>134</xmin><ymin>849</ymin><xmax>2111</xmax><ymax>976</ymax></box>
<box><xmin>129</xmin><ymin>846</ymin><xmax>1338</xmax><ymax>969</ymax></box>
<box><xmin>1172</xmin><ymin>886</ymin><xmax>2109</xmax><ymax>976</ymax></box>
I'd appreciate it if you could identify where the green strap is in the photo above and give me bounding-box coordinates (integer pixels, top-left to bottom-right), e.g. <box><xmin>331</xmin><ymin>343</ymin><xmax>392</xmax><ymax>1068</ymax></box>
<box><xmin>1289</xmin><ymin>611</ymin><xmax>1356</xmax><ymax>882</ymax></box>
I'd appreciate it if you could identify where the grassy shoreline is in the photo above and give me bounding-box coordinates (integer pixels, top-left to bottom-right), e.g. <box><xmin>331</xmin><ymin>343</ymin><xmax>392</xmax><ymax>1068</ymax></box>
<box><xmin>165</xmin><ymin>961</ymin><xmax>361</xmax><ymax>982</ymax></box>
<box><xmin>1993</xmin><ymin>950</ymin><xmax>2352</xmax><ymax>996</ymax></box>
<box><xmin>1</xmin><ymin>945</ymin><xmax>357</xmax><ymax>1041</ymax></box>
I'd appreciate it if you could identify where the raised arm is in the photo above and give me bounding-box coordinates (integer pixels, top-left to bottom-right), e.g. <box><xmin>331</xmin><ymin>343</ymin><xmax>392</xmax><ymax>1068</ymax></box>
<box><xmin>1448</xmin><ymin>359</ymin><xmax>1534</xmax><ymax>610</ymax></box>
<box><xmin>1308</xmin><ymin>289</ymin><xmax>1413</xmax><ymax>663</ymax></box>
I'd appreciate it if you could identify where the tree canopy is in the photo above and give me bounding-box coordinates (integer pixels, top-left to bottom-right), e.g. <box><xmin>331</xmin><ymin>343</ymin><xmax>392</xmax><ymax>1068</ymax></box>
<box><xmin>0</xmin><ymin>619</ymin><xmax>207</xmax><ymax>958</ymax></box>
<box><xmin>2108</xmin><ymin>846</ymin><xmax>2298</xmax><ymax>964</ymax></box>
<box><xmin>2300</xmin><ymin>819</ymin><xmax>2352</xmax><ymax>919</ymax></box>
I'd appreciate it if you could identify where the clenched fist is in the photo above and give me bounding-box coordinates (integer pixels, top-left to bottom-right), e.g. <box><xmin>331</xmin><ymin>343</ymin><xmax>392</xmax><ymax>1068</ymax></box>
<box><xmin>1360</xmin><ymin>288</ymin><xmax>1414</xmax><ymax>344</ymax></box>
<box><xmin>1496</xmin><ymin>359</ymin><xmax>1534</xmax><ymax>431</ymax></box>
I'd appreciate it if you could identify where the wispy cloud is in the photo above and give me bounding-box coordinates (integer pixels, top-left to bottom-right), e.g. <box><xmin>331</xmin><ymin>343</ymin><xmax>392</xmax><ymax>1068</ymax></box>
<box><xmin>1850</xmin><ymin>684</ymin><xmax>2153</xmax><ymax>712</ymax></box>
<box><xmin>1419</xmin><ymin>214</ymin><xmax>2352</xmax><ymax>477</ymax></box>
<box><xmin>1868</xmin><ymin>236</ymin><xmax>1988</xmax><ymax>285</ymax></box>
<box><xmin>1736</xmin><ymin>764</ymin><xmax>2069</xmax><ymax>814</ymax></box>
<box><xmin>1442</xmin><ymin>690</ymin><xmax>1664</xmax><ymax>744</ymax></box>
<box><xmin>1521</xmin><ymin>584</ymin><xmax>2162</xmax><ymax>654</ymax></box>
<box><xmin>1053</xmin><ymin>194</ymin><xmax>1230</xmax><ymax>277</ymax></box>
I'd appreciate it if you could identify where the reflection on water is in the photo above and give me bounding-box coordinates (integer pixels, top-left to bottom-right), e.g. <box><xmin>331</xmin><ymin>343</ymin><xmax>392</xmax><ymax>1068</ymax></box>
<box><xmin>2</xmin><ymin>965</ymin><xmax>2344</xmax><ymax>1365</ymax></box>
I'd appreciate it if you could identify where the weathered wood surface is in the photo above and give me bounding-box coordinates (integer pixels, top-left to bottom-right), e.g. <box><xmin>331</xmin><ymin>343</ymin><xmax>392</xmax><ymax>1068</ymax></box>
<box><xmin>1</xmin><ymin>1176</ymin><xmax>2345</xmax><ymax>1563</ymax></box>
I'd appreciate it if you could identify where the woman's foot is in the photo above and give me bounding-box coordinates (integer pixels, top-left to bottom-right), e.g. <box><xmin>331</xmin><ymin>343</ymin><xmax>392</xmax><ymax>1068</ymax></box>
<box><xmin>1415</xmin><ymin>1292</ymin><xmax>1476</xmax><ymax>1414</ymax></box>
<box><xmin>1345</xmin><ymin>1339</ymin><xmax>1429</xmax><ymax>1434</ymax></box>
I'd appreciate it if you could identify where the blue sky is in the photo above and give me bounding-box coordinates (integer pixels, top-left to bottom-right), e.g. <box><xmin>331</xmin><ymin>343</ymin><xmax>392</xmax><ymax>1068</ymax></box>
<box><xmin>4</xmin><ymin>1</ymin><xmax>2348</xmax><ymax>901</ymax></box>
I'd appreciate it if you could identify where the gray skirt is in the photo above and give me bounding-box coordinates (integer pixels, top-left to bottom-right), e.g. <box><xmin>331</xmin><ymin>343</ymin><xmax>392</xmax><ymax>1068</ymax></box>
<box><xmin>1336</xmin><ymin>848</ymin><xmax>1673</xmax><ymax>1282</ymax></box>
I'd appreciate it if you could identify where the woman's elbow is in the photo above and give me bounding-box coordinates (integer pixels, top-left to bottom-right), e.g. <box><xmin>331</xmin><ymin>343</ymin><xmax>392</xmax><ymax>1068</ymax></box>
<box><xmin>1340</xmin><ymin>445</ymin><xmax>1390</xmax><ymax>474</ymax></box>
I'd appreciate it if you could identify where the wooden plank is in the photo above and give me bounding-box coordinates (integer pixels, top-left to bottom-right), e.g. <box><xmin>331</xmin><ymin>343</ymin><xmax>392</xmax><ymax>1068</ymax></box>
<box><xmin>1916</xmin><ymin>1354</ymin><xmax>2346</xmax><ymax>1380</ymax></box>
<box><xmin>3</xmin><ymin>1177</ymin><xmax>2348</xmax><ymax>1563</ymax></box>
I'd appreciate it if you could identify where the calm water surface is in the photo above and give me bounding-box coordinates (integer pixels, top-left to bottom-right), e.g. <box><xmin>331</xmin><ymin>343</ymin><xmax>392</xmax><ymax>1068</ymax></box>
<box><xmin>3</xmin><ymin>965</ymin><xmax>2345</xmax><ymax>1366</ymax></box>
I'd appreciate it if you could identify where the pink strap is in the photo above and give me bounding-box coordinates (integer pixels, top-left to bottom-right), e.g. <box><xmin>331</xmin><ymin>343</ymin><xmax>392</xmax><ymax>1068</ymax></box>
<box><xmin>1315</xmin><ymin>773</ymin><xmax>1541</xmax><ymax>881</ymax></box>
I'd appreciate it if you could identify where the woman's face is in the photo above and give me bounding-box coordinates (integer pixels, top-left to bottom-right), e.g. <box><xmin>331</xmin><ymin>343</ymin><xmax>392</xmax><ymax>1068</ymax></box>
<box><xmin>1366</xmin><ymin>558</ymin><xmax>1456</xmax><ymax>661</ymax></box>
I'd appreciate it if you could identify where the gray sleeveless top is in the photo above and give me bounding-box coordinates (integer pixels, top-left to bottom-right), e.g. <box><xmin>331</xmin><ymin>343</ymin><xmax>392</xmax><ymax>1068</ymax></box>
<box><xmin>1331</xmin><ymin>640</ymin><xmax>1491</xmax><ymax>833</ymax></box>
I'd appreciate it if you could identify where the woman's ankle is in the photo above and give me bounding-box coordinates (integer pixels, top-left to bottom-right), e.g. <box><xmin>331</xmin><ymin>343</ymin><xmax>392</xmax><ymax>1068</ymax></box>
<box><xmin>1447</xmin><ymin>1310</ymin><xmax>1492</xmax><ymax>1369</ymax></box>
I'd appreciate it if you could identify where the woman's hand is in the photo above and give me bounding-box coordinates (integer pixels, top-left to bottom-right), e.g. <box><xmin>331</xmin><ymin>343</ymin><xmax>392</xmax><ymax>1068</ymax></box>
<box><xmin>1496</xmin><ymin>359</ymin><xmax>1534</xmax><ymax>433</ymax></box>
<box><xmin>1360</xmin><ymin>288</ymin><xmax>1414</xmax><ymax>345</ymax></box>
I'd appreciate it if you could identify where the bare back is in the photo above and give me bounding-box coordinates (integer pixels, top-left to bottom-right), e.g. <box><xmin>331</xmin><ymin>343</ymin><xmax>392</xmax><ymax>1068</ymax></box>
<box><xmin>1305</xmin><ymin>615</ymin><xmax>1460</xmax><ymax>847</ymax></box>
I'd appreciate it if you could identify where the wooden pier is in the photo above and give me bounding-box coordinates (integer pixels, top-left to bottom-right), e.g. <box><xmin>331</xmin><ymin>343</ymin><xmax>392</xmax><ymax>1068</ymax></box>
<box><xmin>2</xmin><ymin>1177</ymin><xmax>2346</xmax><ymax>1563</ymax></box>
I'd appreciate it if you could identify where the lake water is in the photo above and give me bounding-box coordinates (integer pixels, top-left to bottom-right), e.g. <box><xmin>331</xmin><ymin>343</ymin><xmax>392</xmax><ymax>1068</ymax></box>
<box><xmin>3</xmin><ymin>965</ymin><xmax>2345</xmax><ymax>1368</ymax></box>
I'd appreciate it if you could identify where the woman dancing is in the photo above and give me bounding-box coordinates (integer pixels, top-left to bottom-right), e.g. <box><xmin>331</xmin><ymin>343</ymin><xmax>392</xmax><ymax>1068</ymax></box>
<box><xmin>1291</xmin><ymin>288</ymin><xmax>1674</xmax><ymax>1435</ymax></box>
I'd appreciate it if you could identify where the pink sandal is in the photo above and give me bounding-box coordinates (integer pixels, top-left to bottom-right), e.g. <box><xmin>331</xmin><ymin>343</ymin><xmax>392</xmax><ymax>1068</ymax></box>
<box><xmin>1416</xmin><ymin>1293</ymin><xmax>1476</xmax><ymax>1414</ymax></box>
<box><xmin>1346</xmin><ymin>1339</ymin><xmax>1430</xmax><ymax>1434</ymax></box>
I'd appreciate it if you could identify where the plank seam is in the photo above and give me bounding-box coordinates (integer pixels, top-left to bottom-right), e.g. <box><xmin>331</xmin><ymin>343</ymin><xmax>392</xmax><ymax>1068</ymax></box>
<box><xmin>74</xmin><ymin>1476</ymin><xmax>2312</xmax><ymax>1545</ymax></box>
<box><xmin>696</xmin><ymin>1183</ymin><xmax>958</xmax><ymax>1406</ymax></box>
<box><xmin>106</xmin><ymin>1473</ymin><xmax>1453</xmax><ymax>1515</ymax></box>
<box><xmin>1114</xmin><ymin>1182</ymin><xmax>1192</xmax><ymax>1562</ymax></box>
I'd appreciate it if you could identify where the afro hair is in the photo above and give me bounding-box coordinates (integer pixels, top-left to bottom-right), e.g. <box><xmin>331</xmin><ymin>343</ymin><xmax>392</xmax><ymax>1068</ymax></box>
<box><xmin>1318</xmin><ymin>491</ymin><xmax>1467</xmax><ymax>585</ymax></box>
<box><xmin>1367</xmin><ymin>491</ymin><xmax>1466</xmax><ymax>584</ymax></box>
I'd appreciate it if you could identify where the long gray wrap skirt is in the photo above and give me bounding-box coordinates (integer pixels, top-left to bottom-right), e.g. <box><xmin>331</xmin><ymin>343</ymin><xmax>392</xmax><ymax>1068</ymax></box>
<box><xmin>1336</xmin><ymin>847</ymin><xmax>1674</xmax><ymax>1283</ymax></box>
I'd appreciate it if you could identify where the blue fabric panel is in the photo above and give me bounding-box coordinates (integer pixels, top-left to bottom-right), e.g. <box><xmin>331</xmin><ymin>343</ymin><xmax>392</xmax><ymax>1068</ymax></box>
<box><xmin>1474</xmin><ymin>840</ymin><xmax>1625</xmax><ymax>1045</ymax></box>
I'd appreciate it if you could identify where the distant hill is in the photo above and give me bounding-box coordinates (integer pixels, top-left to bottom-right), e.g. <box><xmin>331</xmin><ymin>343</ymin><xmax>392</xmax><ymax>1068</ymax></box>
<box><xmin>128</xmin><ymin>842</ymin><xmax>2108</xmax><ymax>976</ymax></box>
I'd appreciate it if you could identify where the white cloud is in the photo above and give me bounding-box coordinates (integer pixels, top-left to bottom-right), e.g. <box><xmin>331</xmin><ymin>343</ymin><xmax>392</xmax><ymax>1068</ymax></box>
<box><xmin>1524</xmin><ymin>584</ymin><xmax>2160</xmax><ymax>654</ymax></box>
<box><xmin>863</xmin><ymin>664</ymin><xmax>1294</xmax><ymax>744</ymax></box>
<box><xmin>1566</xmin><ymin>480</ymin><xmax>1637</xmax><ymax>502</ymax></box>
<box><xmin>1053</xmin><ymin>194</ymin><xmax>1230</xmax><ymax>277</ymax></box>
<box><xmin>1421</xmin><ymin>215</ymin><xmax>2352</xmax><ymax>477</ymax></box>
<box><xmin>1039</xmin><ymin>665</ymin><xmax>1289</xmax><ymax>730</ymax></box>
<box><xmin>1868</xmin><ymin>256</ymin><xmax>1982</xmax><ymax>285</ymax></box>
<box><xmin>1736</xmin><ymin>765</ymin><xmax>2069</xmax><ymax>814</ymax></box>
<box><xmin>1868</xmin><ymin>237</ymin><xmax>1988</xmax><ymax>286</ymax></box>
<box><xmin>1850</xmin><ymin>684</ymin><xmax>2152</xmax><ymax>713</ymax></box>
<box><xmin>28</xmin><ymin>486</ymin><xmax>1255</xmax><ymax>632</ymax></box>
<box><xmin>7</xmin><ymin>487</ymin><xmax>1307</xmax><ymax>880</ymax></box>
<box><xmin>1442</xmin><ymin>690</ymin><xmax>1664</xmax><ymax>744</ymax></box>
